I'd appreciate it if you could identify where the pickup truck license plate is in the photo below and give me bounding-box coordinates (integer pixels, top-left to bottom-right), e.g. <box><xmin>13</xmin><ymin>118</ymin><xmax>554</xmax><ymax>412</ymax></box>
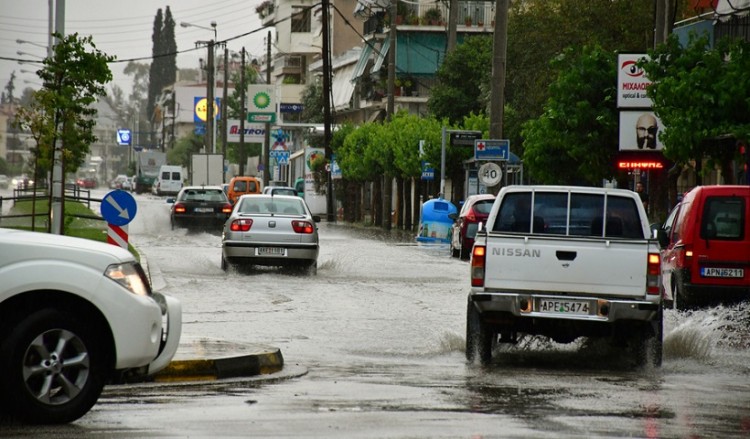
<box><xmin>701</xmin><ymin>267</ymin><xmax>744</xmax><ymax>278</ymax></box>
<box><xmin>257</xmin><ymin>247</ymin><xmax>286</xmax><ymax>256</ymax></box>
<box><xmin>538</xmin><ymin>299</ymin><xmax>590</xmax><ymax>315</ymax></box>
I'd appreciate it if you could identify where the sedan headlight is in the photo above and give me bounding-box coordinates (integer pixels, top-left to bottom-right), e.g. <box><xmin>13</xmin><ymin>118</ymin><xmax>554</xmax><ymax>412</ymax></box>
<box><xmin>105</xmin><ymin>262</ymin><xmax>152</xmax><ymax>297</ymax></box>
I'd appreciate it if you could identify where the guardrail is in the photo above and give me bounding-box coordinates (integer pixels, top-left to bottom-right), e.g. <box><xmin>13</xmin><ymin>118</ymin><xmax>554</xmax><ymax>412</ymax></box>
<box><xmin>0</xmin><ymin>186</ymin><xmax>103</xmax><ymax>227</ymax></box>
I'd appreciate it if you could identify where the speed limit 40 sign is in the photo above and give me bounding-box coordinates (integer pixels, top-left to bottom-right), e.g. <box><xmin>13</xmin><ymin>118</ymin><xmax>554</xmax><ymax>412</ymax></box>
<box><xmin>478</xmin><ymin>162</ymin><xmax>502</xmax><ymax>186</ymax></box>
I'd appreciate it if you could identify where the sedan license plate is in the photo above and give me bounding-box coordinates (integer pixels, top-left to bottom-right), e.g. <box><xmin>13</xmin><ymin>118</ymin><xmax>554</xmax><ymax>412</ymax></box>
<box><xmin>194</xmin><ymin>207</ymin><xmax>213</xmax><ymax>213</ymax></box>
<box><xmin>701</xmin><ymin>267</ymin><xmax>744</xmax><ymax>278</ymax></box>
<box><xmin>537</xmin><ymin>299</ymin><xmax>590</xmax><ymax>315</ymax></box>
<box><xmin>257</xmin><ymin>247</ymin><xmax>286</xmax><ymax>256</ymax></box>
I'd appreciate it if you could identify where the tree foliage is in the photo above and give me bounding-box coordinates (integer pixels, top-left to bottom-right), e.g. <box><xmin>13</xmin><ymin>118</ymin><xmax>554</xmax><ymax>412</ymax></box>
<box><xmin>521</xmin><ymin>44</ymin><xmax>618</xmax><ymax>185</ymax></box>
<box><xmin>640</xmin><ymin>34</ymin><xmax>750</xmax><ymax>175</ymax></box>
<box><xmin>428</xmin><ymin>36</ymin><xmax>493</xmax><ymax>125</ymax></box>
<box><xmin>147</xmin><ymin>7</ymin><xmax>177</xmax><ymax>144</ymax></box>
<box><xmin>15</xmin><ymin>33</ymin><xmax>114</xmax><ymax>177</ymax></box>
<box><xmin>300</xmin><ymin>78</ymin><xmax>324</xmax><ymax>123</ymax></box>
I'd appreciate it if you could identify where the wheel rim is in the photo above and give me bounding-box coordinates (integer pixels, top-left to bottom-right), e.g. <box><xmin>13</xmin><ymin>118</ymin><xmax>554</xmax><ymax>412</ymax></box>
<box><xmin>22</xmin><ymin>328</ymin><xmax>90</xmax><ymax>405</ymax></box>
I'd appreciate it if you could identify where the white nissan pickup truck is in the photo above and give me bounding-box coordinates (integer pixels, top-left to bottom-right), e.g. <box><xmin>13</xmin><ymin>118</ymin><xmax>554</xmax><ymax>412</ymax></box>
<box><xmin>466</xmin><ymin>185</ymin><xmax>662</xmax><ymax>366</ymax></box>
<box><xmin>0</xmin><ymin>228</ymin><xmax>182</xmax><ymax>424</ymax></box>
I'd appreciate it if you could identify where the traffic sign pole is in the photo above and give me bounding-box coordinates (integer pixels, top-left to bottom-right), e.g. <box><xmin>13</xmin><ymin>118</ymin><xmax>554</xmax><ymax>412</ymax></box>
<box><xmin>107</xmin><ymin>224</ymin><xmax>128</xmax><ymax>250</ymax></box>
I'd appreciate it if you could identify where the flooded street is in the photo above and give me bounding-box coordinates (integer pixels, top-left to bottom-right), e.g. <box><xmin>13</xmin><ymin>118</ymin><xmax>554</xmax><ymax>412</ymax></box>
<box><xmin>2</xmin><ymin>191</ymin><xmax>749</xmax><ymax>438</ymax></box>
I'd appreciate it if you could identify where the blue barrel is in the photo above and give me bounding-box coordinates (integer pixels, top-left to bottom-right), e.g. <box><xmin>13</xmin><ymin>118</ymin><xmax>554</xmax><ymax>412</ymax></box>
<box><xmin>416</xmin><ymin>198</ymin><xmax>458</xmax><ymax>243</ymax></box>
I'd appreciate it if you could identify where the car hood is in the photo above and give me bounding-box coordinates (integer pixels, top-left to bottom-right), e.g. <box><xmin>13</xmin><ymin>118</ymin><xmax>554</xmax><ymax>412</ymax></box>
<box><xmin>0</xmin><ymin>228</ymin><xmax>134</xmax><ymax>271</ymax></box>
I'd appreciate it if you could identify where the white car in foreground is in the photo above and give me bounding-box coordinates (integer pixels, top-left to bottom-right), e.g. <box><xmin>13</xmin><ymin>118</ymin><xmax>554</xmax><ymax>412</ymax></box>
<box><xmin>0</xmin><ymin>228</ymin><xmax>182</xmax><ymax>424</ymax></box>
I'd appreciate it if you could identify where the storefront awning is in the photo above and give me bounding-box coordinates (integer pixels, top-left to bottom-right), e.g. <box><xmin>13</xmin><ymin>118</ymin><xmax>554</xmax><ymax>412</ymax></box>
<box><xmin>370</xmin><ymin>38</ymin><xmax>391</xmax><ymax>74</ymax></box>
<box><xmin>351</xmin><ymin>42</ymin><xmax>375</xmax><ymax>82</ymax></box>
<box><xmin>332</xmin><ymin>63</ymin><xmax>358</xmax><ymax>111</ymax></box>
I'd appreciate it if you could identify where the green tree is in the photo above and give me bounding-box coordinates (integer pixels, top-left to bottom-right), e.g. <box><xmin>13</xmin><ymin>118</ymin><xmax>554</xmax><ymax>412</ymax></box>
<box><xmin>15</xmin><ymin>33</ymin><xmax>114</xmax><ymax>178</ymax></box>
<box><xmin>506</xmin><ymin>0</ymin><xmax>653</xmax><ymax>123</ymax></box>
<box><xmin>640</xmin><ymin>34</ymin><xmax>750</xmax><ymax>184</ymax></box>
<box><xmin>147</xmin><ymin>7</ymin><xmax>177</xmax><ymax>147</ymax></box>
<box><xmin>300</xmin><ymin>78</ymin><xmax>324</xmax><ymax>123</ymax></box>
<box><xmin>521</xmin><ymin>44</ymin><xmax>618</xmax><ymax>185</ymax></box>
<box><xmin>428</xmin><ymin>36</ymin><xmax>493</xmax><ymax>124</ymax></box>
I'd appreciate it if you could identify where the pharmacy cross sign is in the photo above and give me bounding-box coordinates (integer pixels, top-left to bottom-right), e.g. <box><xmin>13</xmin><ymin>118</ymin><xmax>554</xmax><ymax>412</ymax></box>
<box><xmin>474</xmin><ymin>139</ymin><xmax>510</xmax><ymax>161</ymax></box>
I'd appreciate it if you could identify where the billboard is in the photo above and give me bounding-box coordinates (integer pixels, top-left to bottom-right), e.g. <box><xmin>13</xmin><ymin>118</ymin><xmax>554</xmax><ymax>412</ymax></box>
<box><xmin>619</xmin><ymin>111</ymin><xmax>664</xmax><ymax>151</ymax></box>
<box><xmin>617</xmin><ymin>54</ymin><xmax>652</xmax><ymax>109</ymax></box>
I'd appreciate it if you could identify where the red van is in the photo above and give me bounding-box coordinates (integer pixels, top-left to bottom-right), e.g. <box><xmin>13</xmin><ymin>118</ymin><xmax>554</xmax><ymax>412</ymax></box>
<box><xmin>658</xmin><ymin>185</ymin><xmax>750</xmax><ymax>309</ymax></box>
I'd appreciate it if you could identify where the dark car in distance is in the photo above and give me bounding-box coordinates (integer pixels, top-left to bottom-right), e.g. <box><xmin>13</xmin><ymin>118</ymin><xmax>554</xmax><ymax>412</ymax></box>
<box><xmin>448</xmin><ymin>194</ymin><xmax>495</xmax><ymax>259</ymax></box>
<box><xmin>167</xmin><ymin>186</ymin><xmax>233</xmax><ymax>231</ymax></box>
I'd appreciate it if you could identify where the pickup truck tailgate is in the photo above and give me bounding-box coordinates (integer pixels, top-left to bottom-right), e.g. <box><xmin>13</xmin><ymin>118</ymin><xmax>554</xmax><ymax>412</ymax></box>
<box><xmin>483</xmin><ymin>234</ymin><xmax>649</xmax><ymax>298</ymax></box>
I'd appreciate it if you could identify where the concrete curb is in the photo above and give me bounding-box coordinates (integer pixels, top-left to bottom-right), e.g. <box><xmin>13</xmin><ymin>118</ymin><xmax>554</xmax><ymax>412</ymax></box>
<box><xmin>152</xmin><ymin>339</ymin><xmax>284</xmax><ymax>382</ymax></box>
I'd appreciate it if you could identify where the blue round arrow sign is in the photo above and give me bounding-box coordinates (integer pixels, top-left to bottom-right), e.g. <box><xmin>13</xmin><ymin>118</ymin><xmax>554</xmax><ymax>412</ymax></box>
<box><xmin>101</xmin><ymin>190</ymin><xmax>137</xmax><ymax>226</ymax></box>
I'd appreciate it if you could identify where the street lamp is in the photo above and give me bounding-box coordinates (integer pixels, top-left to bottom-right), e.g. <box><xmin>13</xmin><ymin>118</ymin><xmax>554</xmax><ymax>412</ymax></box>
<box><xmin>16</xmin><ymin>39</ymin><xmax>47</xmax><ymax>50</ymax></box>
<box><xmin>17</xmin><ymin>50</ymin><xmax>44</xmax><ymax>59</ymax></box>
<box><xmin>180</xmin><ymin>21</ymin><xmax>217</xmax><ymax>41</ymax></box>
<box><xmin>180</xmin><ymin>21</ymin><xmax>218</xmax><ymax>155</ymax></box>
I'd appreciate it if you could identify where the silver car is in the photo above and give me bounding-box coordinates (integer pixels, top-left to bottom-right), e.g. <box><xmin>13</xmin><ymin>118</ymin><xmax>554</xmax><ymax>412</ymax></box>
<box><xmin>221</xmin><ymin>194</ymin><xmax>320</xmax><ymax>274</ymax></box>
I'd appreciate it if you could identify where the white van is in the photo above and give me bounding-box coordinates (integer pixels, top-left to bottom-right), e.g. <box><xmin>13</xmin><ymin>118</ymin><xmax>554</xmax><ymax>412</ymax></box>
<box><xmin>152</xmin><ymin>165</ymin><xmax>183</xmax><ymax>196</ymax></box>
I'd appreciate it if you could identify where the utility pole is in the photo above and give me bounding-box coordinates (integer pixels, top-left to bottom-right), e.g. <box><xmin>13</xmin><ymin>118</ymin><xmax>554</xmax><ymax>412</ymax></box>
<box><xmin>322</xmin><ymin>0</ymin><xmax>334</xmax><ymax>222</ymax></box>
<box><xmin>50</xmin><ymin>0</ymin><xmax>65</xmax><ymax>235</ymax></box>
<box><xmin>240</xmin><ymin>47</ymin><xmax>246</xmax><ymax>176</ymax></box>
<box><xmin>206</xmin><ymin>40</ymin><xmax>215</xmax><ymax>154</ymax></box>
<box><xmin>447</xmin><ymin>0</ymin><xmax>457</xmax><ymax>52</ymax></box>
<box><xmin>382</xmin><ymin>0</ymin><xmax>397</xmax><ymax>230</ymax></box>
<box><xmin>263</xmin><ymin>31</ymin><xmax>271</xmax><ymax>186</ymax></box>
<box><xmin>222</xmin><ymin>46</ymin><xmax>229</xmax><ymax>183</ymax></box>
<box><xmin>489</xmin><ymin>0</ymin><xmax>509</xmax><ymax>140</ymax></box>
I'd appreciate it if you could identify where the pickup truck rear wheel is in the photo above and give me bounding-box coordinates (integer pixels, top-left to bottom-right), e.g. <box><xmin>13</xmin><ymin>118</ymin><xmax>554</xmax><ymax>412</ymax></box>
<box><xmin>0</xmin><ymin>308</ymin><xmax>108</xmax><ymax>424</ymax></box>
<box><xmin>630</xmin><ymin>309</ymin><xmax>663</xmax><ymax>368</ymax></box>
<box><xmin>466</xmin><ymin>300</ymin><xmax>492</xmax><ymax>365</ymax></box>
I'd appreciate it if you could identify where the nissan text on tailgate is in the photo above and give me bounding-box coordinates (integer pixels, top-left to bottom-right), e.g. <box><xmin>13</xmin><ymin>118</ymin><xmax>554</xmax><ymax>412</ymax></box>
<box><xmin>466</xmin><ymin>185</ymin><xmax>662</xmax><ymax>367</ymax></box>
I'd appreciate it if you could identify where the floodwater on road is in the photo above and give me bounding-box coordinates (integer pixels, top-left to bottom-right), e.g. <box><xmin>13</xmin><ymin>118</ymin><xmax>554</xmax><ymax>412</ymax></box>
<box><xmin>1</xmin><ymin>191</ymin><xmax>749</xmax><ymax>438</ymax></box>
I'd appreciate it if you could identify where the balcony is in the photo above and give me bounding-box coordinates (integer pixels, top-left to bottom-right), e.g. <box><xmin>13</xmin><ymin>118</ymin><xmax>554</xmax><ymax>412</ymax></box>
<box><xmin>362</xmin><ymin>1</ymin><xmax>495</xmax><ymax>34</ymax></box>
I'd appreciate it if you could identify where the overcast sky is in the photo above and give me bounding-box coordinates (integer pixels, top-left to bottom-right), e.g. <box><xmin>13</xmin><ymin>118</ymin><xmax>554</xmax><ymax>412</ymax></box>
<box><xmin>0</xmin><ymin>0</ymin><xmax>269</xmax><ymax>98</ymax></box>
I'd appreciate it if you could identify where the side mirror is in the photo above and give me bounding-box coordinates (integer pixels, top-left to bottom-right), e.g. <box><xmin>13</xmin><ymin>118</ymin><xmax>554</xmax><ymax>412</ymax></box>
<box><xmin>656</xmin><ymin>227</ymin><xmax>670</xmax><ymax>249</ymax></box>
<box><xmin>166</xmin><ymin>197</ymin><xmax>175</xmax><ymax>204</ymax></box>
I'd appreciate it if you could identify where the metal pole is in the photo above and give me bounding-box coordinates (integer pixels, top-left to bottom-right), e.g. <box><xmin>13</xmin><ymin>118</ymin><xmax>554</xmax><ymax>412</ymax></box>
<box><xmin>440</xmin><ymin>126</ymin><xmax>446</xmax><ymax>199</ymax></box>
<box><xmin>206</xmin><ymin>40</ymin><xmax>215</xmax><ymax>154</ymax></box>
<box><xmin>50</xmin><ymin>0</ymin><xmax>65</xmax><ymax>235</ymax></box>
<box><xmin>322</xmin><ymin>0</ymin><xmax>334</xmax><ymax>222</ymax></box>
<box><xmin>240</xmin><ymin>47</ymin><xmax>246</xmax><ymax>176</ymax></box>
<box><xmin>263</xmin><ymin>31</ymin><xmax>271</xmax><ymax>186</ymax></box>
<box><xmin>222</xmin><ymin>45</ymin><xmax>229</xmax><ymax>183</ymax></box>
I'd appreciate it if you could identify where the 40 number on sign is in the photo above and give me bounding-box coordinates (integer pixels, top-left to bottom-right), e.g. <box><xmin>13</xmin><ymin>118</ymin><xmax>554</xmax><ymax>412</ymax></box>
<box><xmin>478</xmin><ymin>162</ymin><xmax>502</xmax><ymax>186</ymax></box>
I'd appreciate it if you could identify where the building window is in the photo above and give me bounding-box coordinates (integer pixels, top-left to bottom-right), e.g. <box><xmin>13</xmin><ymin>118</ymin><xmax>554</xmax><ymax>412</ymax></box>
<box><xmin>291</xmin><ymin>7</ymin><xmax>311</xmax><ymax>33</ymax></box>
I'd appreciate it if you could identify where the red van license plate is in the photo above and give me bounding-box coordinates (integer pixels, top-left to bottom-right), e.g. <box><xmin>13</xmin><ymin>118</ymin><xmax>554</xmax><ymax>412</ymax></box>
<box><xmin>700</xmin><ymin>267</ymin><xmax>744</xmax><ymax>278</ymax></box>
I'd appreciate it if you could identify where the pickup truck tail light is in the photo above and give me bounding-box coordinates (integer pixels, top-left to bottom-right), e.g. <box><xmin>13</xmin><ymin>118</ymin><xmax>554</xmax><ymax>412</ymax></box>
<box><xmin>471</xmin><ymin>245</ymin><xmax>486</xmax><ymax>287</ymax></box>
<box><xmin>647</xmin><ymin>252</ymin><xmax>661</xmax><ymax>295</ymax></box>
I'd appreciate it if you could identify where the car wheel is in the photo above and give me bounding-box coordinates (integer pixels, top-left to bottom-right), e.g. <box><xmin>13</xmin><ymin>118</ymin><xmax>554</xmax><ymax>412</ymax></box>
<box><xmin>450</xmin><ymin>242</ymin><xmax>460</xmax><ymax>258</ymax></box>
<box><xmin>305</xmin><ymin>261</ymin><xmax>318</xmax><ymax>276</ymax></box>
<box><xmin>673</xmin><ymin>275</ymin><xmax>691</xmax><ymax>311</ymax></box>
<box><xmin>629</xmin><ymin>321</ymin><xmax>663</xmax><ymax>368</ymax></box>
<box><xmin>466</xmin><ymin>300</ymin><xmax>492</xmax><ymax>365</ymax></box>
<box><xmin>0</xmin><ymin>308</ymin><xmax>108</xmax><ymax>424</ymax></box>
<box><xmin>221</xmin><ymin>256</ymin><xmax>229</xmax><ymax>271</ymax></box>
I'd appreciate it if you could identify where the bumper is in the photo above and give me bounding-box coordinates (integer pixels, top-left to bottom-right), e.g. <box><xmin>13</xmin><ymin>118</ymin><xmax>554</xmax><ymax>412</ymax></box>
<box><xmin>147</xmin><ymin>292</ymin><xmax>182</xmax><ymax>374</ymax></box>
<box><xmin>470</xmin><ymin>291</ymin><xmax>659</xmax><ymax>323</ymax></box>
<box><xmin>223</xmin><ymin>241</ymin><xmax>319</xmax><ymax>264</ymax></box>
